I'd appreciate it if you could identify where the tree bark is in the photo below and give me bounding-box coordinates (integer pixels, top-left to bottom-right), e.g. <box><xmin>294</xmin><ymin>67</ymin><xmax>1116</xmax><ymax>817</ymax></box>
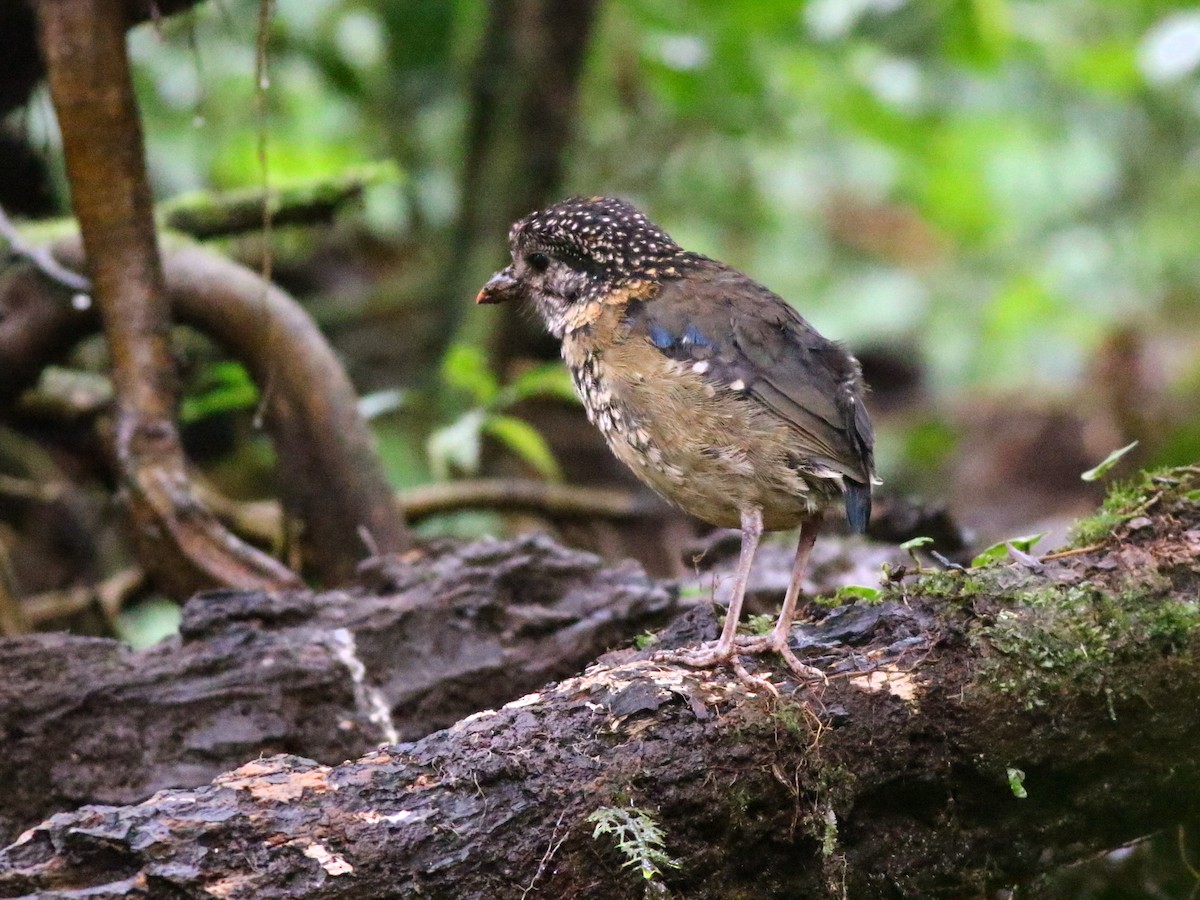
<box><xmin>0</xmin><ymin>534</ymin><xmax>676</xmax><ymax>846</ymax></box>
<box><xmin>34</xmin><ymin>0</ymin><xmax>303</xmax><ymax>597</ymax></box>
<box><xmin>1</xmin><ymin>232</ymin><xmax>411</xmax><ymax>586</ymax></box>
<box><xmin>1</xmin><ymin>471</ymin><xmax>1198</xmax><ymax>898</ymax></box>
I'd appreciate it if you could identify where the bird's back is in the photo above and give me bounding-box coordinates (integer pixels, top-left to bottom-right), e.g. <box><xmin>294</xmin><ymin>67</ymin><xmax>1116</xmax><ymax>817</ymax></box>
<box><xmin>563</xmin><ymin>259</ymin><xmax>875</xmax><ymax>532</ymax></box>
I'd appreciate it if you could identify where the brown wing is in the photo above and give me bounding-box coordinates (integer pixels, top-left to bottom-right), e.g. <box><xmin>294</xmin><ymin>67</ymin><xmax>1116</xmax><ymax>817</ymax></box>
<box><xmin>626</xmin><ymin>266</ymin><xmax>875</xmax><ymax>528</ymax></box>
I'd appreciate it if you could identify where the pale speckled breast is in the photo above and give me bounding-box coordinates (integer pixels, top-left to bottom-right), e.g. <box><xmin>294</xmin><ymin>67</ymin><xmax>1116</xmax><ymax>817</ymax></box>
<box><xmin>562</xmin><ymin>305</ymin><xmax>842</xmax><ymax>531</ymax></box>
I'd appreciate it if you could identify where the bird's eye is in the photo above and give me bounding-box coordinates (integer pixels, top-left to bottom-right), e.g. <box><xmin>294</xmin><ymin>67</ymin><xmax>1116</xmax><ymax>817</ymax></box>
<box><xmin>527</xmin><ymin>252</ymin><xmax>551</xmax><ymax>273</ymax></box>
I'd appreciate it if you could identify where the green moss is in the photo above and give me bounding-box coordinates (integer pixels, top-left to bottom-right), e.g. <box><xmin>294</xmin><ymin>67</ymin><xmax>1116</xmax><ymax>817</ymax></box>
<box><xmin>740</xmin><ymin>613</ymin><xmax>775</xmax><ymax>636</ymax></box>
<box><xmin>770</xmin><ymin>701</ymin><xmax>815</xmax><ymax>740</ymax></box>
<box><xmin>879</xmin><ymin>567</ymin><xmax>992</xmax><ymax>607</ymax></box>
<box><xmin>976</xmin><ymin>582</ymin><xmax>1200</xmax><ymax>709</ymax></box>
<box><xmin>1067</xmin><ymin>466</ymin><xmax>1175</xmax><ymax>547</ymax></box>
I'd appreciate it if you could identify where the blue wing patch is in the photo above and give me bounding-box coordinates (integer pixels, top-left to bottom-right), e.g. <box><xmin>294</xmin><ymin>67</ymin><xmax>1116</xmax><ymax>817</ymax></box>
<box><xmin>647</xmin><ymin>324</ymin><xmax>675</xmax><ymax>350</ymax></box>
<box><xmin>643</xmin><ymin>321</ymin><xmax>713</xmax><ymax>354</ymax></box>
<box><xmin>681</xmin><ymin>324</ymin><xmax>711</xmax><ymax>347</ymax></box>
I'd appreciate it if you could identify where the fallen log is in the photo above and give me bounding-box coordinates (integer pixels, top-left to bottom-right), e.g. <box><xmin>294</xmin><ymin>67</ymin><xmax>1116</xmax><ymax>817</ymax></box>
<box><xmin>0</xmin><ymin>534</ymin><xmax>676</xmax><ymax>845</ymax></box>
<box><xmin>2</xmin><ymin>470</ymin><xmax>1199</xmax><ymax>897</ymax></box>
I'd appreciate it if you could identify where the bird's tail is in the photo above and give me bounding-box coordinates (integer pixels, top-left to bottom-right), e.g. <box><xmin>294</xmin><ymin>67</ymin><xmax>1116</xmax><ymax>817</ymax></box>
<box><xmin>844</xmin><ymin>479</ymin><xmax>872</xmax><ymax>534</ymax></box>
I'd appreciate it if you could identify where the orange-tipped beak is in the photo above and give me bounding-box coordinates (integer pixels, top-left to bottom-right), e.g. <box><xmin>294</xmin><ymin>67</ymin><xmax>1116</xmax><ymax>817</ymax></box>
<box><xmin>475</xmin><ymin>267</ymin><xmax>520</xmax><ymax>304</ymax></box>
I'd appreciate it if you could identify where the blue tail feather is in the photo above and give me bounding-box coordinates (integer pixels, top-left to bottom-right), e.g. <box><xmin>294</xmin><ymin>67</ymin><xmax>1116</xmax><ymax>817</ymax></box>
<box><xmin>844</xmin><ymin>480</ymin><xmax>871</xmax><ymax>534</ymax></box>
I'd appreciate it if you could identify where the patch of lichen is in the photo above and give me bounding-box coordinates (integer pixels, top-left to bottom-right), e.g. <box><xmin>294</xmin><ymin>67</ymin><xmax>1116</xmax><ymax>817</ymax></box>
<box><xmin>975</xmin><ymin>581</ymin><xmax>1200</xmax><ymax>710</ymax></box>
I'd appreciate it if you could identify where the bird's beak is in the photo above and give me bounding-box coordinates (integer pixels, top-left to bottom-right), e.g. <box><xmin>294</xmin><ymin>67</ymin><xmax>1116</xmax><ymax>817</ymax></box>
<box><xmin>475</xmin><ymin>266</ymin><xmax>520</xmax><ymax>304</ymax></box>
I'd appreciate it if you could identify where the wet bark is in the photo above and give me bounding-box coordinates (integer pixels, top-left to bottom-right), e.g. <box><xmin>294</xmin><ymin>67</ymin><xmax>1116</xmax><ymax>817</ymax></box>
<box><xmin>34</xmin><ymin>0</ymin><xmax>303</xmax><ymax>597</ymax></box>
<box><xmin>1</xmin><ymin>473</ymin><xmax>1198</xmax><ymax>898</ymax></box>
<box><xmin>0</xmin><ymin>534</ymin><xmax>677</xmax><ymax>846</ymax></box>
<box><xmin>1</xmin><ymin>232</ymin><xmax>411</xmax><ymax>586</ymax></box>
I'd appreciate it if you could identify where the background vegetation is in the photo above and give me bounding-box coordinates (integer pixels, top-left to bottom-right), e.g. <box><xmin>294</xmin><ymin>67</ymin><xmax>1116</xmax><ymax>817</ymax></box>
<box><xmin>4</xmin><ymin>0</ymin><xmax>1200</xmax><ymax>894</ymax></box>
<box><xmin>14</xmin><ymin>1</ymin><xmax>1196</xmax><ymax>487</ymax></box>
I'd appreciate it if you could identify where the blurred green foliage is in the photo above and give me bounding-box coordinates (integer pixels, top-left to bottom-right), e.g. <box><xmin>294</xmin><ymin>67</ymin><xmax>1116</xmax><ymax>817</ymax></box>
<box><xmin>179</xmin><ymin>361</ymin><xmax>258</xmax><ymax>424</ymax></box>
<box><xmin>18</xmin><ymin>0</ymin><xmax>1198</xmax><ymax>490</ymax></box>
<box><xmin>116</xmin><ymin>596</ymin><xmax>184</xmax><ymax>649</ymax></box>
<box><xmin>93</xmin><ymin>0</ymin><xmax>1199</xmax><ymax>390</ymax></box>
<box><xmin>428</xmin><ymin>344</ymin><xmax>577</xmax><ymax>481</ymax></box>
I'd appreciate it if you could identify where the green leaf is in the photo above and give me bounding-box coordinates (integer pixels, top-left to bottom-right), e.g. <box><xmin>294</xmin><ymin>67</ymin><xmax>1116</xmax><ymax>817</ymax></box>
<box><xmin>586</xmin><ymin>806</ymin><xmax>679</xmax><ymax>882</ymax></box>
<box><xmin>899</xmin><ymin>536</ymin><xmax>934</xmax><ymax>551</ymax></box>
<box><xmin>971</xmin><ymin>532</ymin><xmax>1048</xmax><ymax>568</ymax></box>
<box><xmin>116</xmin><ymin>597</ymin><xmax>182</xmax><ymax>649</ymax></box>
<box><xmin>1006</xmin><ymin>766</ymin><xmax>1028</xmax><ymax>799</ymax></box>
<box><xmin>1081</xmin><ymin>441</ymin><xmax>1139</xmax><ymax>482</ymax></box>
<box><xmin>426</xmin><ymin>409</ymin><xmax>485</xmax><ymax>479</ymax></box>
<box><xmin>833</xmin><ymin>584</ymin><xmax>881</xmax><ymax>604</ymax></box>
<box><xmin>180</xmin><ymin>361</ymin><xmax>259</xmax><ymax>423</ymax></box>
<box><xmin>502</xmin><ymin>363</ymin><xmax>580</xmax><ymax>406</ymax></box>
<box><xmin>441</xmin><ymin>344</ymin><xmax>499</xmax><ymax>405</ymax></box>
<box><xmin>482</xmin><ymin>414</ymin><xmax>562</xmax><ymax>481</ymax></box>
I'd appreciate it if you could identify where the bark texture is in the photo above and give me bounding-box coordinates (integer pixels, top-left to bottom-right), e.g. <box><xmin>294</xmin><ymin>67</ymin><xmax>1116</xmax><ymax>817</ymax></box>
<box><xmin>1</xmin><ymin>471</ymin><xmax>1198</xmax><ymax>898</ymax></box>
<box><xmin>35</xmin><ymin>0</ymin><xmax>303</xmax><ymax>597</ymax></box>
<box><xmin>0</xmin><ymin>534</ymin><xmax>676</xmax><ymax>846</ymax></box>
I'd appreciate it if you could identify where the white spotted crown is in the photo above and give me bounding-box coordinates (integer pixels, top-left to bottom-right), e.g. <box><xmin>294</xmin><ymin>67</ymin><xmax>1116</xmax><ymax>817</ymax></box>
<box><xmin>509</xmin><ymin>196</ymin><xmax>701</xmax><ymax>290</ymax></box>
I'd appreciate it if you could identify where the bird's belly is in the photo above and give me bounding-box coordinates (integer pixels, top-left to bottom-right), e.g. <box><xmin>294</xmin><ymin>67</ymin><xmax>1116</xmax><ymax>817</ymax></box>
<box><xmin>575</xmin><ymin>361</ymin><xmax>834</xmax><ymax>530</ymax></box>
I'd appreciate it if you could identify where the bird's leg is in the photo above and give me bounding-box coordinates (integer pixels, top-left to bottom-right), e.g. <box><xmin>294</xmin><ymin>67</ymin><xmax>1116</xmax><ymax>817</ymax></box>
<box><xmin>668</xmin><ymin>507</ymin><xmax>763</xmax><ymax>668</ymax></box>
<box><xmin>738</xmin><ymin>513</ymin><xmax>825</xmax><ymax>681</ymax></box>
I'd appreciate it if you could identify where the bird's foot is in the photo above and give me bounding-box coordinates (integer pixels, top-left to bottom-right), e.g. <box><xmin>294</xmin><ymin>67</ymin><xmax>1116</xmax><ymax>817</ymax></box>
<box><xmin>734</xmin><ymin>632</ymin><xmax>827</xmax><ymax>683</ymax></box>
<box><xmin>659</xmin><ymin>642</ymin><xmax>779</xmax><ymax>696</ymax></box>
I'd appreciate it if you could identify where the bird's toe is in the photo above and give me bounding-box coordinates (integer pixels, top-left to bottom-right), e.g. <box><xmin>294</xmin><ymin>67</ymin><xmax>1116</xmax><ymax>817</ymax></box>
<box><xmin>657</xmin><ymin>643</ymin><xmax>781</xmax><ymax>695</ymax></box>
<box><xmin>734</xmin><ymin>634</ymin><xmax>826</xmax><ymax>682</ymax></box>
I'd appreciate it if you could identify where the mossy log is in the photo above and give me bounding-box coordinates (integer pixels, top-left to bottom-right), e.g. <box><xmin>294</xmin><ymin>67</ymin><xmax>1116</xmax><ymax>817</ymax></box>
<box><xmin>1</xmin><ymin>470</ymin><xmax>1199</xmax><ymax>898</ymax></box>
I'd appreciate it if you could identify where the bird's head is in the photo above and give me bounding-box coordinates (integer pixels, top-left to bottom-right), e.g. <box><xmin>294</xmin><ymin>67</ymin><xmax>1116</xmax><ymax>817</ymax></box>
<box><xmin>476</xmin><ymin>196</ymin><xmax>694</xmax><ymax>338</ymax></box>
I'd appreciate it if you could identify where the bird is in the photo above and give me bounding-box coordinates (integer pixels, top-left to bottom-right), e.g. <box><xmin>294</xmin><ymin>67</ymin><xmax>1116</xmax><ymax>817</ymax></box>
<box><xmin>476</xmin><ymin>196</ymin><xmax>876</xmax><ymax>684</ymax></box>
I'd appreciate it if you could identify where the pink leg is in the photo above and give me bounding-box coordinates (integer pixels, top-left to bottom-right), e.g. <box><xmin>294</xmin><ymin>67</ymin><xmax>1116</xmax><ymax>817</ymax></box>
<box><xmin>666</xmin><ymin>508</ymin><xmax>769</xmax><ymax>686</ymax></box>
<box><xmin>712</xmin><ymin>507</ymin><xmax>763</xmax><ymax>657</ymax></box>
<box><xmin>773</xmin><ymin>513</ymin><xmax>822</xmax><ymax>648</ymax></box>
<box><xmin>738</xmin><ymin>514</ymin><xmax>825</xmax><ymax>680</ymax></box>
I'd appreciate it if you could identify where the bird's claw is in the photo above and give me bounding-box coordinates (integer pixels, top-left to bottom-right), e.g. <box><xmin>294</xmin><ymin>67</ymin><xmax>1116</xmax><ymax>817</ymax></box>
<box><xmin>657</xmin><ymin>635</ymin><xmax>825</xmax><ymax>693</ymax></box>
<box><xmin>658</xmin><ymin>643</ymin><xmax>779</xmax><ymax>695</ymax></box>
<box><xmin>733</xmin><ymin>634</ymin><xmax>828</xmax><ymax>683</ymax></box>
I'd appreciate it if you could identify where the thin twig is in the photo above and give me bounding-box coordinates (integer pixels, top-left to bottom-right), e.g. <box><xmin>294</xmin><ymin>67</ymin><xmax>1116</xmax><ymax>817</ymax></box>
<box><xmin>23</xmin><ymin>568</ymin><xmax>147</xmax><ymax>627</ymax></box>
<box><xmin>1180</xmin><ymin>823</ymin><xmax>1200</xmax><ymax>882</ymax></box>
<box><xmin>195</xmin><ymin>478</ymin><xmax>648</xmax><ymax>553</ymax></box>
<box><xmin>1038</xmin><ymin>544</ymin><xmax>1104</xmax><ymax>562</ymax></box>
<box><xmin>401</xmin><ymin>479</ymin><xmax>647</xmax><ymax>522</ymax></box>
<box><xmin>0</xmin><ymin>473</ymin><xmax>66</xmax><ymax>503</ymax></box>
<box><xmin>0</xmin><ymin>202</ymin><xmax>91</xmax><ymax>293</ymax></box>
<box><xmin>0</xmin><ymin>536</ymin><xmax>29</xmax><ymax>635</ymax></box>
